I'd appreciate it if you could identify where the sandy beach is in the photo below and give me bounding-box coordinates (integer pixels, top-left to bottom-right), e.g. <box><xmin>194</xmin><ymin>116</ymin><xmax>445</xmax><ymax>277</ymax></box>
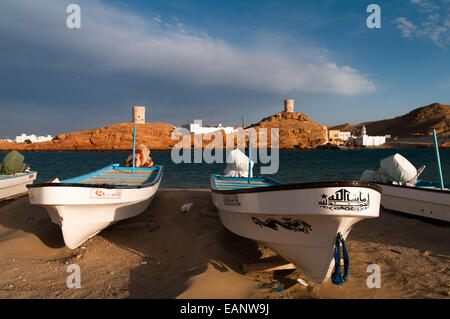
<box><xmin>0</xmin><ymin>189</ymin><xmax>448</xmax><ymax>299</ymax></box>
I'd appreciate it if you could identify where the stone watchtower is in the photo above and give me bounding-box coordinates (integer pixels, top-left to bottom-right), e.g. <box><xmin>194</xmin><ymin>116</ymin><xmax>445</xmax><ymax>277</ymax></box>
<box><xmin>284</xmin><ymin>99</ymin><xmax>294</xmax><ymax>113</ymax></box>
<box><xmin>133</xmin><ymin>106</ymin><xmax>146</xmax><ymax>124</ymax></box>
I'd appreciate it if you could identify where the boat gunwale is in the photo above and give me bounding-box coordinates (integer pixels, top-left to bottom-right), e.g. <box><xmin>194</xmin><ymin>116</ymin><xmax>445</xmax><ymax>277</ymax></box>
<box><xmin>375</xmin><ymin>180</ymin><xmax>450</xmax><ymax>194</ymax></box>
<box><xmin>210</xmin><ymin>174</ymin><xmax>383</xmax><ymax>194</ymax></box>
<box><xmin>0</xmin><ymin>171</ymin><xmax>37</xmax><ymax>179</ymax></box>
<box><xmin>27</xmin><ymin>165</ymin><xmax>163</xmax><ymax>189</ymax></box>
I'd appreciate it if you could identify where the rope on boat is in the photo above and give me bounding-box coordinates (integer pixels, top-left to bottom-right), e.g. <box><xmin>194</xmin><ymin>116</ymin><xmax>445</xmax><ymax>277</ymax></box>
<box><xmin>331</xmin><ymin>232</ymin><xmax>349</xmax><ymax>285</ymax></box>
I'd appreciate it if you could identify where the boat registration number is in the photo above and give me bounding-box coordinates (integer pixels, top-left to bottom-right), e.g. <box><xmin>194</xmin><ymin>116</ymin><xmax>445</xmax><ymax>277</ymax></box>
<box><xmin>90</xmin><ymin>189</ymin><xmax>123</xmax><ymax>199</ymax></box>
<box><xmin>223</xmin><ymin>194</ymin><xmax>241</xmax><ymax>206</ymax></box>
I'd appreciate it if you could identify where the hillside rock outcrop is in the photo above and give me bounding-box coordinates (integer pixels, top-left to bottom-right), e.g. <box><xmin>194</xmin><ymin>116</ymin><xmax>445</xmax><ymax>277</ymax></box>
<box><xmin>331</xmin><ymin>103</ymin><xmax>450</xmax><ymax>137</ymax></box>
<box><xmin>0</xmin><ymin>123</ymin><xmax>177</xmax><ymax>151</ymax></box>
<box><xmin>249</xmin><ymin>111</ymin><xmax>327</xmax><ymax>149</ymax></box>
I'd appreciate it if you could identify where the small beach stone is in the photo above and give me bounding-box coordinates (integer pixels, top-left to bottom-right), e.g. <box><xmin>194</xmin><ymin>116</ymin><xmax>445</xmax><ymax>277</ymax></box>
<box><xmin>147</xmin><ymin>221</ymin><xmax>159</xmax><ymax>232</ymax></box>
<box><xmin>423</xmin><ymin>250</ymin><xmax>431</xmax><ymax>256</ymax></box>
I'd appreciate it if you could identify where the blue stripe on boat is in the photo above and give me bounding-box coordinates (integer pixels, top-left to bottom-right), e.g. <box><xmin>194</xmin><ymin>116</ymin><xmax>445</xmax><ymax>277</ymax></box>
<box><xmin>61</xmin><ymin>164</ymin><xmax>162</xmax><ymax>187</ymax></box>
<box><xmin>211</xmin><ymin>174</ymin><xmax>284</xmax><ymax>191</ymax></box>
<box><xmin>0</xmin><ymin>172</ymin><xmax>36</xmax><ymax>180</ymax></box>
<box><xmin>90</xmin><ymin>174</ymin><xmax>155</xmax><ymax>179</ymax></box>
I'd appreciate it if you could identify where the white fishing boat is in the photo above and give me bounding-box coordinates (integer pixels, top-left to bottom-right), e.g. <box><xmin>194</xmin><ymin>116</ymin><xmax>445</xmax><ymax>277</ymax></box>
<box><xmin>28</xmin><ymin>125</ymin><xmax>162</xmax><ymax>249</ymax></box>
<box><xmin>27</xmin><ymin>164</ymin><xmax>163</xmax><ymax>249</ymax></box>
<box><xmin>0</xmin><ymin>171</ymin><xmax>37</xmax><ymax>200</ymax></box>
<box><xmin>375</xmin><ymin>180</ymin><xmax>449</xmax><ymax>222</ymax></box>
<box><xmin>360</xmin><ymin>131</ymin><xmax>449</xmax><ymax>222</ymax></box>
<box><xmin>211</xmin><ymin>175</ymin><xmax>382</xmax><ymax>283</ymax></box>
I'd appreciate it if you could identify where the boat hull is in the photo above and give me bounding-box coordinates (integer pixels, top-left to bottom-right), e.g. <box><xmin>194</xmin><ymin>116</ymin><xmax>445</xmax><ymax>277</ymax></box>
<box><xmin>377</xmin><ymin>183</ymin><xmax>449</xmax><ymax>222</ymax></box>
<box><xmin>0</xmin><ymin>172</ymin><xmax>37</xmax><ymax>200</ymax></box>
<box><xmin>28</xmin><ymin>174</ymin><xmax>161</xmax><ymax>249</ymax></box>
<box><xmin>212</xmin><ymin>181</ymin><xmax>381</xmax><ymax>283</ymax></box>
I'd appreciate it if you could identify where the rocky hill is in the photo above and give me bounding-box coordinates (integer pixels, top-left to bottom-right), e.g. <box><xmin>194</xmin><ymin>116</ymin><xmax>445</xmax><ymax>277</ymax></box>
<box><xmin>0</xmin><ymin>111</ymin><xmax>327</xmax><ymax>152</ymax></box>
<box><xmin>249</xmin><ymin>111</ymin><xmax>327</xmax><ymax>148</ymax></box>
<box><xmin>331</xmin><ymin>103</ymin><xmax>450</xmax><ymax>137</ymax></box>
<box><xmin>0</xmin><ymin>123</ymin><xmax>176</xmax><ymax>151</ymax></box>
<box><xmin>2</xmin><ymin>102</ymin><xmax>446</xmax><ymax>152</ymax></box>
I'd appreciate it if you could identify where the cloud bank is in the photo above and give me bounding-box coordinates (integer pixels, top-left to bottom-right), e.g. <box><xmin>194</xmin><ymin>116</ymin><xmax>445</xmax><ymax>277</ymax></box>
<box><xmin>0</xmin><ymin>0</ymin><xmax>374</xmax><ymax>96</ymax></box>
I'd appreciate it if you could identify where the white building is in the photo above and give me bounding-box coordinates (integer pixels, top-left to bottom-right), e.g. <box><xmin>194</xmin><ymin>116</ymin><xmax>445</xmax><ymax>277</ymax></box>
<box><xmin>15</xmin><ymin>133</ymin><xmax>53</xmax><ymax>144</ymax></box>
<box><xmin>357</xmin><ymin>126</ymin><xmax>386</xmax><ymax>146</ymax></box>
<box><xmin>339</xmin><ymin>132</ymin><xmax>352</xmax><ymax>141</ymax></box>
<box><xmin>183</xmin><ymin>120</ymin><xmax>238</xmax><ymax>135</ymax></box>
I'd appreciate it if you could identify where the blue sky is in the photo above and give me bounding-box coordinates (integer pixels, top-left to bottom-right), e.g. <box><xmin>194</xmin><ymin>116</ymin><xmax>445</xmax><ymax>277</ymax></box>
<box><xmin>0</xmin><ymin>0</ymin><xmax>449</xmax><ymax>137</ymax></box>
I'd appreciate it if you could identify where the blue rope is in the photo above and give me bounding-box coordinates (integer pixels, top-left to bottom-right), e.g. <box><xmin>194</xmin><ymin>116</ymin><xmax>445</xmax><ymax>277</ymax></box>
<box><xmin>331</xmin><ymin>232</ymin><xmax>350</xmax><ymax>285</ymax></box>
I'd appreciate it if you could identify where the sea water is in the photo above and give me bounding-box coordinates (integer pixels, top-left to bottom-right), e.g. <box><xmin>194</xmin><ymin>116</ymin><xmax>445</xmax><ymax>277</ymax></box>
<box><xmin>2</xmin><ymin>148</ymin><xmax>448</xmax><ymax>189</ymax></box>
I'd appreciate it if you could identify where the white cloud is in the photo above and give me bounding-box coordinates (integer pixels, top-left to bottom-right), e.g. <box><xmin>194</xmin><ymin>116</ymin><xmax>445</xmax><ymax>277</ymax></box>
<box><xmin>0</xmin><ymin>0</ymin><xmax>375</xmax><ymax>95</ymax></box>
<box><xmin>395</xmin><ymin>17</ymin><xmax>417</xmax><ymax>38</ymax></box>
<box><xmin>396</xmin><ymin>0</ymin><xmax>450</xmax><ymax>48</ymax></box>
<box><xmin>410</xmin><ymin>0</ymin><xmax>439</xmax><ymax>13</ymax></box>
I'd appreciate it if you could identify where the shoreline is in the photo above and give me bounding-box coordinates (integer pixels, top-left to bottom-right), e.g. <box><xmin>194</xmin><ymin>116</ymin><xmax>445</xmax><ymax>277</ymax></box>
<box><xmin>0</xmin><ymin>188</ymin><xmax>448</xmax><ymax>299</ymax></box>
<box><xmin>1</xmin><ymin>144</ymin><xmax>448</xmax><ymax>153</ymax></box>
